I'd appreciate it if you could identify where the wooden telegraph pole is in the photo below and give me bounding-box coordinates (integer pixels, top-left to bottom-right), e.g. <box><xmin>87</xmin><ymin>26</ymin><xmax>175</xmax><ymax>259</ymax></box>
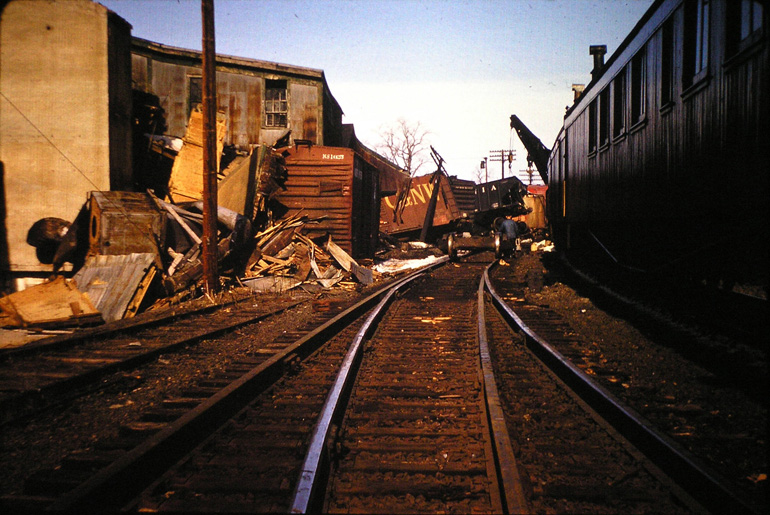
<box><xmin>201</xmin><ymin>0</ymin><xmax>218</xmax><ymax>293</ymax></box>
<box><xmin>488</xmin><ymin>149</ymin><xmax>516</xmax><ymax>180</ymax></box>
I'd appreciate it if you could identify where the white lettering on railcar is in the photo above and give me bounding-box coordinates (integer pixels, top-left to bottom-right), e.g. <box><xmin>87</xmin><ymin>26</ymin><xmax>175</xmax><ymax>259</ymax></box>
<box><xmin>322</xmin><ymin>153</ymin><xmax>345</xmax><ymax>160</ymax></box>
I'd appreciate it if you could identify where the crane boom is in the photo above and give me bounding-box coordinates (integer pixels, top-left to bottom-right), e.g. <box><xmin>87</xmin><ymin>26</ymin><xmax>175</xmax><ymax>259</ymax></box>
<box><xmin>510</xmin><ymin>115</ymin><xmax>550</xmax><ymax>184</ymax></box>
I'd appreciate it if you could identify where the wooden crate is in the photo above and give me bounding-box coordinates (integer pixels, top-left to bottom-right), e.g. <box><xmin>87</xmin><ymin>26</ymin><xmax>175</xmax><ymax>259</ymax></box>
<box><xmin>88</xmin><ymin>191</ymin><xmax>165</xmax><ymax>260</ymax></box>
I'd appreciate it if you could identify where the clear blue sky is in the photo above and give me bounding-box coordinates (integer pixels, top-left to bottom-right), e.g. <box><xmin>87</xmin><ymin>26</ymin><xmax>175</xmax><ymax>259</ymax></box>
<box><xmin>100</xmin><ymin>0</ymin><xmax>653</xmax><ymax>183</ymax></box>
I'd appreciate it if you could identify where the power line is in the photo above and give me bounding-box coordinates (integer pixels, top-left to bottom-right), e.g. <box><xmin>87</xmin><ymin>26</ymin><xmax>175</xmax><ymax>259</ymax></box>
<box><xmin>487</xmin><ymin>149</ymin><xmax>516</xmax><ymax>179</ymax></box>
<box><xmin>1</xmin><ymin>91</ymin><xmax>164</xmax><ymax>255</ymax></box>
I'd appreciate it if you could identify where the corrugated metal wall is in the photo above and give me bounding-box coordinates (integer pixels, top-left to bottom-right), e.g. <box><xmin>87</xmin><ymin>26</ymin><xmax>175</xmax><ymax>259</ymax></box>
<box><xmin>130</xmin><ymin>40</ymin><xmax>342</xmax><ymax>151</ymax></box>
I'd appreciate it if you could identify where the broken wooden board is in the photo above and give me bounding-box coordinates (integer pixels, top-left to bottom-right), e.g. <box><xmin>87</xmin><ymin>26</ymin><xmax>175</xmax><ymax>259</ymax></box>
<box><xmin>73</xmin><ymin>253</ymin><xmax>157</xmax><ymax>323</ymax></box>
<box><xmin>325</xmin><ymin>236</ymin><xmax>373</xmax><ymax>284</ymax></box>
<box><xmin>0</xmin><ymin>276</ymin><xmax>102</xmax><ymax>328</ymax></box>
<box><xmin>167</xmin><ymin>107</ymin><xmax>228</xmax><ymax>202</ymax></box>
<box><xmin>218</xmin><ymin>145</ymin><xmax>286</xmax><ymax>219</ymax></box>
<box><xmin>242</xmin><ymin>276</ymin><xmax>302</xmax><ymax>293</ymax></box>
<box><xmin>217</xmin><ymin>149</ymin><xmax>259</xmax><ymax>217</ymax></box>
<box><xmin>317</xmin><ymin>268</ymin><xmax>344</xmax><ymax>289</ymax></box>
<box><xmin>123</xmin><ymin>265</ymin><xmax>158</xmax><ymax>319</ymax></box>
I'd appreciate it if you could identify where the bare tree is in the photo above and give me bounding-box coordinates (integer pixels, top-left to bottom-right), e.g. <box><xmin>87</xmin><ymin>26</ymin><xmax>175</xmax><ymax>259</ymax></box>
<box><xmin>473</xmin><ymin>165</ymin><xmax>485</xmax><ymax>184</ymax></box>
<box><xmin>376</xmin><ymin>118</ymin><xmax>430</xmax><ymax>177</ymax></box>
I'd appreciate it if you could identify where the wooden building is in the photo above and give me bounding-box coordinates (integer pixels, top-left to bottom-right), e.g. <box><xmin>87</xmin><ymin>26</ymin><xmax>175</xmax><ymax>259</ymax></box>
<box><xmin>0</xmin><ymin>0</ymin><xmax>403</xmax><ymax>289</ymax></box>
<box><xmin>0</xmin><ymin>0</ymin><xmax>133</xmax><ymax>290</ymax></box>
<box><xmin>548</xmin><ymin>0</ymin><xmax>768</xmax><ymax>289</ymax></box>
<box><xmin>131</xmin><ymin>38</ymin><xmax>345</xmax><ymax>151</ymax></box>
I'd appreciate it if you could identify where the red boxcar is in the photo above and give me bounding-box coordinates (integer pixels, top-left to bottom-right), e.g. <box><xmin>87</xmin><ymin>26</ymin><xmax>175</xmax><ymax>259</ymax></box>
<box><xmin>276</xmin><ymin>143</ymin><xmax>379</xmax><ymax>258</ymax></box>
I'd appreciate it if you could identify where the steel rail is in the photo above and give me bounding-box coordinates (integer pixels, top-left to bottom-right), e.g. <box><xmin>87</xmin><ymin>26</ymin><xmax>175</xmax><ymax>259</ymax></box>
<box><xmin>477</xmin><ymin>263</ymin><xmax>529</xmax><ymax>514</ymax></box>
<box><xmin>0</xmin><ymin>299</ymin><xmax>305</xmax><ymax>426</ymax></box>
<box><xmin>290</xmin><ymin>256</ymin><xmax>533</xmax><ymax>514</ymax></box>
<box><xmin>483</xmin><ymin>265</ymin><xmax>760</xmax><ymax>515</ymax></box>
<box><xmin>289</xmin><ymin>266</ymin><xmax>433</xmax><ymax>513</ymax></box>
<box><xmin>46</xmin><ymin>258</ymin><xmax>447</xmax><ymax>513</ymax></box>
<box><xmin>0</xmin><ymin>292</ymin><xmax>268</xmax><ymax>360</ymax></box>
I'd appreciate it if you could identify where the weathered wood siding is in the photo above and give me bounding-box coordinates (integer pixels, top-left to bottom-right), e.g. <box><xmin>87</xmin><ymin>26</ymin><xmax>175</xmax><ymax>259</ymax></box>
<box><xmin>131</xmin><ymin>39</ymin><xmax>342</xmax><ymax>151</ymax></box>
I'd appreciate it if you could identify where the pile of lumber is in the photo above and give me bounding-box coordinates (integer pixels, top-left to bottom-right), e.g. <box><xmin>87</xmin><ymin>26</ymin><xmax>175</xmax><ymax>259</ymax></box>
<box><xmin>242</xmin><ymin>212</ymin><xmax>372</xmax><ymax>293</ymax></box>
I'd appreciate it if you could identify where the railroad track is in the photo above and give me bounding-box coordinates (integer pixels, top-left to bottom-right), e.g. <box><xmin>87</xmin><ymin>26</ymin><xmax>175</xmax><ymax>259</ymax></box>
<box><xmin>2</xmin><ymin>251</ymin><xmax>760</xmax><ymax>513</ymax></box>
<box><xmin>0</xmin><ymin>293</ymin><xmax>306</xmax><ymax>425</ymax></box>
<box><xmin>0</xmin><ymin>261</ymin><xmax>448</xmax><ymax>512</ymax></box>
<box><xmin>486</xmin><ymin>258</ymin><xmax>764</xmax><ymax>514</ymax></box>
<box><xmin>315</xmin><ymin>255</ymin><xmax>520</xmax><ymax>514</ymax></box>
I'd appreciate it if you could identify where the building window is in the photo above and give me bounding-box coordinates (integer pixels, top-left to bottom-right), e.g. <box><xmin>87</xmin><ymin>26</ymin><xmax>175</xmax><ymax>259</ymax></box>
<box><xmin>741</xmin><ymin>0</ymin><xmax>764</xmax><ymax>40</ymax></box>
<box><xmin>264</xmin><ymin>79</ymin><xmax>288</xmax><ymax>128</ymax></box>
<box><xmin>599</xmin><ymin>88</ymin><xmax>610</xmax><ymax>147</ymax></box>
<box><xmin>613</xmin><ymin>70</ymin><xmax>626</xmax><ymax>138</ymax></box>
<box><xmin>684</xmin><ymin>0</ymin><xmax>710</xmax><ymax>86</ymax></box>
<box><xmin>695</xmin><ymin>0</ymin><xmax>710</xmax><ymax>74</ymax></box>
<box><xmin>631</xmin><ymin>50</ymin><xmax>646</xmax><ymax>124</ymax></box>
<box><xmin>727</xmin><ymin>0</ymin><xmax>764</xmax><ymax>55</ymax></box>
<box><xmin>588</xmin><ymin>99</ymin><xmax>597</xmax><ymax>153</ymax></box>
<box><xmin>188</xmin><ymin>76</ymin><xmax>202</xmax><ymax>117</ymax></box>
<box><xmin>661</xmin><ymin>18</ymin><xmax>674</xmax><ymax>106</ymax></box>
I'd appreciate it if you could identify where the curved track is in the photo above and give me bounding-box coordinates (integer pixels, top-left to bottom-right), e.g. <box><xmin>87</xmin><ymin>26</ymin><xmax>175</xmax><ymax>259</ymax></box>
<box><xmin>486</xmin><ymin>259</ymin><xmax>763</xmax><ymax>514</ymax></box>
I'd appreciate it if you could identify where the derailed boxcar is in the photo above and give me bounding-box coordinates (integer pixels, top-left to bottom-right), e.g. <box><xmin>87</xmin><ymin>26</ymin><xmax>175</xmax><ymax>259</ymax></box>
<box><xmin>379</xmin><ymin>174</ymin><xmax>477</xmax><ymax>239</ymax></box>
<box><xmin>275</xmin><ymin>143</ymin><xmax>379</xmax><ymax>259</ymax></box>
<box><xmin>379</xmin><ymin>172</ymin><xmax>535</xmax><ymax>242</ymax></box>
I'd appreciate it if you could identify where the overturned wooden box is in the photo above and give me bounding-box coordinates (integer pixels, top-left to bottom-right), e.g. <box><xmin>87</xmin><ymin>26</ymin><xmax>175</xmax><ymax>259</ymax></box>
<box><xmin>88</xmin><ymin>191</ymin><xmax>165</xmax><ymax>264</ymax></box>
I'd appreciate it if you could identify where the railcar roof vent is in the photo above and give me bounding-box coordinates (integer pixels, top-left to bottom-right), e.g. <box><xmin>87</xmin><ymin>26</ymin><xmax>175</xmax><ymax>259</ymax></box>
<box><xmin>572</xmin><ymin>84</ymin><xmax>585</xmax><ymax>100</ymax></box>
<box><xmin>589</xmin><ymin>45</ymin><xmax>607</xmax><ymax>80</ymax></box>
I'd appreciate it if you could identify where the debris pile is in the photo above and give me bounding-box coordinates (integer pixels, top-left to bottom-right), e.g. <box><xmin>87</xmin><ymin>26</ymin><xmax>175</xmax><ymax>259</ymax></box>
<box><xmin>1</xmin><ymin>110</ymin><xmax>381</xmax><ymax>333</ymax></box>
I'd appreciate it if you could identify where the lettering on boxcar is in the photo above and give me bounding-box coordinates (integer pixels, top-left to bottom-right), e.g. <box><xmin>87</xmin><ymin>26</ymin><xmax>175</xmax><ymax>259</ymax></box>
<box><xmin>383</xmin><ymin>183</ymin><xmax>434</xmax><ymax>209</ymax></box>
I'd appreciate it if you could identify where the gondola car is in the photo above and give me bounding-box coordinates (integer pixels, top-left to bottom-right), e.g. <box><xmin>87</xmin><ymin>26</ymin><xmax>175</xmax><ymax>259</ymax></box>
<box><xmin>548</xmin><ymin>0</ymin><xmax>768</xmax><ymax>295</ymax></box>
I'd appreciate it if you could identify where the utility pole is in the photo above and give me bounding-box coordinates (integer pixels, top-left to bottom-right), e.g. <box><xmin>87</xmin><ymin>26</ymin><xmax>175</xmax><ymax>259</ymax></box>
<box><xmin>201</xmin><ymin>0</ymin><xmax>218</xmax><ymax>293</ymax></box>
<box><xmin>480</xmin><ymin>157</ymin><xmax>488</xmax><ymax>182</ymax></box>
<box><xmin>488</xmin><ymin>149</ymin><xmax>515</xmax><ymax>179</ymax></box>
<box><xmin>520</xmin><ymin>165</ymin><xmax>535</xmax><ymax>185</ymax></box>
